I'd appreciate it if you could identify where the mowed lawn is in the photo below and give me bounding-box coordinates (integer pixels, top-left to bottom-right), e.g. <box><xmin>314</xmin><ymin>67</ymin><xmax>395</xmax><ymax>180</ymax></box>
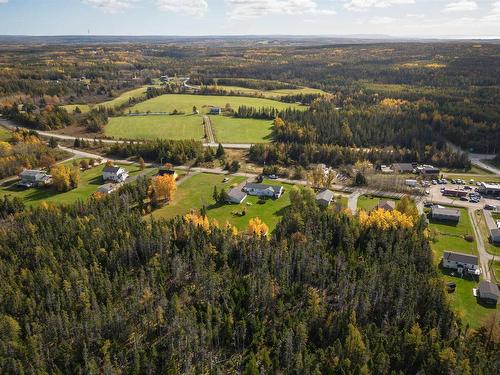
<box><xmin>427</xmin><ymin>207</ymin><xmax>476</xmax><ymax>258</ymax></box>
<box><xmin>0</xmin><ymin>161</ymin><xmax>147</xmax><ymax>207</ymax></box>
<box><xmin>128</xmin><ymin>94</ymin><xmax>304</xmax><ymax>114</ymax></box>
<box><xmin>151</xmin><ymin>173</ymin><xmax>292</xmax><ymax>231</ymax></box>
<box><xmin>63</xmin><ymin>85</ymin><xmax>153</xmax><ymax>114</ymax></box>
<box><xmin>216</xmin><ymin>85</ymin><xmax>327</xmax><ymax>99</ymax></box>
<box><xmin>357</xmin><ymin>195</ymin><xmax>397</xmax><ymax>211</ymax></box>
<box><xmin>211</xmin><ymin>116</ymin><xmax>273</xmax><ymax>143</ymax></box>
<box><xmin>106</xmin><ymin>114</ymin><xmax>205</xmax><ymax>141</ymax></box>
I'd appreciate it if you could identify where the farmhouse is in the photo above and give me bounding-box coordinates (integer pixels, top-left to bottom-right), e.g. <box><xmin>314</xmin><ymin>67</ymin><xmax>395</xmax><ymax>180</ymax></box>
<box><xmin>490</xmin><ymin>228</ymin><xmax>500</xmax><ymax>245</ymax></box>
<box><xmin>97</xmin><ymin>183</ymin><xmax>119</xmax><ymax>195</ymax></box>
<box><xmin>226</xmin><ymin>187</ymin><xmax>247</xmax><ymax>204</ymax></box>
<box><xmin>377</xmin><ymin>200</ymin><xmax>395</xmax><ymax>211</ymax></box>
<box><xmin>102</xmin><ymin>165</ymin><xmax>129</xmax><ymax>183</ymax></box>
<box><xmin>243</xmin><ymin>183</ymin><xmax>284</xmax><ymax>199</ymax></box>
<box><xmin>18</xmin><ymin>169</ymin><xmax>52</xmax><ymax>188</ymax></box>
<box><xmin>477</xmin><ymin>281</ymin><xmax>499</xmax><ymax>306</ymax></box>
<box><xmin>209</xmin><ymin>107</ymin><xmax>222</xmax><ymax>115</ymax></box>
<box><xmin>442</xmin><ymin>251</ymin><xmax>480</xmax><ymax>276</ymax></box>
<box><xmin>478</xmin><ymin>182</ymin><xmax>500</xmax><ymax>196</ymax></box>
<box><xmin>430</xmin><ymin>206</ymin><xmax>460</xmax><ymax>222</ymax></box>
<box><xmin>392</xmin><ymin>163</ymin><xmax>414</xmax><ymax>173</ymax></box>
<box><xmin>316</xmin><ymin>189</ymin><xmax>334</xmax><ymax>207</ymax></box>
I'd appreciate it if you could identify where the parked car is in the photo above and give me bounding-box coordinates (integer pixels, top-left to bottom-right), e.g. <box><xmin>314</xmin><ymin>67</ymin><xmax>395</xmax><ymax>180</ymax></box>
<box><xmin>268</xmin><ymin>174</ymin><xmax>278</xmax><ymax>180</ymax></box>
<box><xmin>432</xmin><ymin>180</ymin><xmax>437</xmax><ymax>185</ymax></box>
<box><xmin>460</xmin><ymin>197</ymin><xmax>468</xmax><ymax>201</ymax></box>
<box><xmin>484</xmin><ymin>204</ymin><xmax>496</xmax><ymax>210</ymax></box>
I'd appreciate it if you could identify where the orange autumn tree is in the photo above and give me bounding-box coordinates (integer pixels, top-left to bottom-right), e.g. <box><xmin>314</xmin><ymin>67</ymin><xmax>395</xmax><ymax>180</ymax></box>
<box><xmin>151</xmin><ymin>174</ymin><xmax>177</xmax><ymax>203</ymax></box>
<box><xmin>247</xmin><ymin>217</ymin><xmax>269</xmax><ymax>236</ymax></box>
<box><xmin>358</xmin><ymin>208</ymin><xmax>414</xmax><ymax>231</ymax></box>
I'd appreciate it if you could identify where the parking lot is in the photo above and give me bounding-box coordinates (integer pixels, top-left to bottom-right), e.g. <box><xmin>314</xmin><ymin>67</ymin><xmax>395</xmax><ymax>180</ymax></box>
<box><xmin>426</xmin><ymin>179</ymin><xmax>500</xmax><ymax>210</ymax></box>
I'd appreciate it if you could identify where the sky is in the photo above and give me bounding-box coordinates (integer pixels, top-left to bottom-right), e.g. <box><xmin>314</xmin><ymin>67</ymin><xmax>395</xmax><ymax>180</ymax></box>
<box><xmin>0</xmin><ymin>0</ymin><xmax>498</xmax><ymax>37</ymax></box>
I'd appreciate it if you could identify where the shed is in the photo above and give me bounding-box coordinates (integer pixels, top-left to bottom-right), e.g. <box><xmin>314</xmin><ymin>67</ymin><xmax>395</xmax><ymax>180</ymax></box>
<box><xmin>377</xmin><ymin>200</ymin><xmax>395</xmax><ymax>211</ymax></box>
<box><xmin>316</xmin><ymin>189</ymin><xmax>334</xmax><ymax>207</ymax></box>
<box><xmin>478</xmin><ymin>281</ymin><xmax>499</xmax><ymax>305</ymax></box>
<box><xmin>430</xmin><ymin>207</ymin><xmax>460</xmax><ymax>222</ymax></box>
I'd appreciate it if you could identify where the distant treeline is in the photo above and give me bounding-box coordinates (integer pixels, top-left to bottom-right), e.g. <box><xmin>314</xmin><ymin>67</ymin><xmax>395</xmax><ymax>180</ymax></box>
<box><xmin>249</xmin><ymin>142</ymin><xmax>471</xmax><ymax>169</ymax></box>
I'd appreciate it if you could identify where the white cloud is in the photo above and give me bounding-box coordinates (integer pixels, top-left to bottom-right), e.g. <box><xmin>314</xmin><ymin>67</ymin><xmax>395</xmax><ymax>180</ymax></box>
<box><xmin>155</xmin><ymin>0</ymin><xmax>208</xmax><ymax>17</ymax></box>
<box><xmin>227</xmin><ymin>0</ymin><xmax>336</xmax><ymax>19</ymax></box>
<box><xmin>82</xmin><ymin>0</ymin><xmax>139</xmax><ymax>13</ymax></box>
<box><xmin>0</xmin><ymin>0</ymin><xmax>8</xmax><ymax>3</ymax></box>
<box><xmin>345</xmin><ymin>0</ymin><xmax>414</xmax><ymax>12</ymax></box>
<box><xmin>443</xmin><ymin>1</ymin><xmax>478</xmax><ymax>12</ymax></box>
<box><xmin>368</xmin><ymin>16</ymin><xmax>396</xmax><ymax>24</ymax></box>
<box><xmin>482</xmin><ymin>0</ymin><xmax>500</xmax><ymax>21</ymax></box>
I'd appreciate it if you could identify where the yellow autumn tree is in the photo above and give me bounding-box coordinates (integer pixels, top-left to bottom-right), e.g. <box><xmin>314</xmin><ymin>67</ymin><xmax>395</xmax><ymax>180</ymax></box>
<box><xmin>247</xmin><ymin>217</ymin><xmax>269</xmax><ymax>236</ymax></box>
<box><xmin>359</xmin><ymin>208</ymin><xmax>414</xmax><ymax>230</ymax></box>
<box><xmin>0</xmin><ymin>141</ymin><xmax>13</xmax><ymax>157</ymax></box>
<box><xmin>184</xmin><ymin>212</ymin><xmax>210</xmax><ymax>232</ymax></box>
<box><xmin>50</xmin><ymin>164</ymin><xmax>71</xmax><ymax>192</ymax></box>
<box><xmin>151</xmin><ymin>175</ymin><xmax>177</xmax><ymax>202</ymax></box>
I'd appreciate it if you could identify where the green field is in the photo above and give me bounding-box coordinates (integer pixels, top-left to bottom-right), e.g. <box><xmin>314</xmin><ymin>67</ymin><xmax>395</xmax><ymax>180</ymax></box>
<box><xmin>63</xmin><ymin>86</ymin><xmax>153</xmax><ymax>114</ymax></box>
<box><xmin>491</xmin><ymin>260</ymin><xmax>500</xmax><ymax>283</ymax></box>
<box><xmin>152</xmin><ymin>173</ymin><xmax>293</xmax><ymax>231</ymax></box>
<box><xmin>357</xmin><ymin>195</ymin><xmax>396</xmax><ymax>211</ymax></box>
<box><xmin>216</xmin><ymin>85</ymin><xmax>327</xmax><ymax>99</ymax></box>
<box><xmin>211</xmin><ymin>116</ymin><xmax>273</xmax><ymax>143</ymax></box>
<box><xmin>442</xmin><ymin>173</ymin><xmax>500</xmax><ymax>184</ymax></box>
<box><xmin>0</xmin><ymin>126</ymin><xmax>11</xmax><ymax>141</ymax></box>
<box><xmin>128</xmin><ymin>93</ymin><xmax>304</xmax><ymax>114</ymax></box>
<box><xmin>105</xmin><ymin>114</ymin><xmax>205</xmax><ymax>141</ymax></box>
<box><xmin>0</xmin><ymin>161</ymin><xmax>150</xmax><ymax>206</ymax></box>
<box><xmin>427</xmin><ymin>207</ymin><xmax>476</xmax><ymax>257</ymax></box>
<box><xmin>475</xmin><ymin>210</ymin><xmax>500</xmax><ymax>256</ymax></box>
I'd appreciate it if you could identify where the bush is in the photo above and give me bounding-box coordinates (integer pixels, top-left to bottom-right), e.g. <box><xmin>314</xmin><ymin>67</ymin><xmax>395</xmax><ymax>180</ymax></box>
<box><xmin>464</xmin><ymin>234</ymin><xmax>474</xmax><ymax>242</ymax></box>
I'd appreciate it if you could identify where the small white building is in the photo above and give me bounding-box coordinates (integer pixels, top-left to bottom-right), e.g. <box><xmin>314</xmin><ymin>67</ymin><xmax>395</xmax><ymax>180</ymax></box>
<box><xmin>226</xmin><ymin>187</ymin><xmax>248</xmax><ymax>204</ymax></box>
<box><xmin>442</xmin><ymin>251</ymin><xmax>480</xmax><ymax>276</ymax></box>
<box><xmin>102</xmin><ymin>166</ymin><xmax>129</xmax><ymax>183</ymax></box>
<box><xmin>405</xmin><ymin>179</ymin><xmax>417</xmax><ymax>188</ymax></box>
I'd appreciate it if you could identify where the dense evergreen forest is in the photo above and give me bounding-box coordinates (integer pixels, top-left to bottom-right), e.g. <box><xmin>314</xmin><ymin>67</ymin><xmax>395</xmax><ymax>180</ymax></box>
<box><xmin>0</xmin><ymin>187</ymin><xmax>498</xmax><ymax>374</ymax></box>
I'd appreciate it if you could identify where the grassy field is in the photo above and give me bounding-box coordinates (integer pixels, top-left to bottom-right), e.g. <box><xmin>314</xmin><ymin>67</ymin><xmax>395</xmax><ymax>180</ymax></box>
<box><xmin>491</xmin><ymin>260</ymin><xmax>500</xmax><ymax>283</ymax></box>
<box><xmin>475</xmin><ymin>210</ymin><xmax>500</xmax><ymax>256</ymax></box>
<box><xmin>0</xmin><ymin>161</ymin><xmax>149</xmax><ymax>207</ymax></box>
<box><xmin>211</xmin><ymin>116</ymin><xmax>273</xmax><ymax>143</ymax></box>
<box><xmin>0</xmin><ymin>126</ymin><xmax>11</xmax><ymax>141</ymax></box>
<box><xmin>105</xmin><ymin>114</ymin><xmax>205</xmax><ymax>141</ymax></box>
<box><xmin>216</xmin><ymin>85</ymin><xmax>327</xmax><ymax>99</ymax></box>
<box><xmin>427</xmin><ymin>207</ymin><xmax>476</xmax><ymax>257</ymax></box>
<box><xmin>128</xmin><ymin>94</ymin><xmax>304</xmax><ymax>114</ymax></box>
<box><xmin>443</xmin><ymin>173</ymin><xmax>500</xmax><ymax>184</ymax></box>
<box><xmin>62</xmin><ymin>86</ymin><xmax>153</xmax><ymax>114</ymax></box>
<box><xmin>357</xmin><ymin>195</ymin><xmax>396</xmax><ymax>211</ymax></box>
<box><xmin>151</xmin><ymin>173</ymin><xmax>293</xmax><ymax>231</ymax></box>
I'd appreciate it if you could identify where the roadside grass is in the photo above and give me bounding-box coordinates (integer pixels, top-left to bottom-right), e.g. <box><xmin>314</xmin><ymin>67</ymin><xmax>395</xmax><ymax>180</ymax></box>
<box><xmin>357</xmin><ymin>195</ymin><xmax>396</xmax><ymax>211</ymax></box>
<box><xmin>105</xmin><ymin>114</ymin><xmax>204</xmax><ymax>141</ymax></box>
<box><xmin>427</xmin><ymin>207</ymin><xmax>476</xmax><ymax>258</ymax></box>
<box><xmin>62</xmin><ymin>85</ymin><xmax>153</xmax><ymax>114</ymax></box>
<box><xmin>151</xmin><ymin>173</ymin><xmax>293</xmax><ymax>231</ymax></box>
<box><xmin>0</xmin><ymin>126</ymin><xmax>12</xmax><ymax>141</ymax></box>
<box><xmin>0</xmin><ymin>161</ymin><xmax>148</xmax><ymax>207</ymax></box>
<box><xmin>442</xmin><ymin>165</ymin><xmax>492</xmax><ymax>175</ymax></box>
<box><xmin>475</xmin><ymin>210</ymin><xmax>500</xmax><ymax>256</ymax></box>
<box><xmin>211</xmin><ymin>116</ymin><xmax>273</xmax><ymax>143</ymax></box>
<box><xmin>442</xmin><ymin>173</ymin><xmax>500</xmax><ymax>184</ymax></box>
<box><xmin>490</xmin><ymin>260</ymin><xmax>500</xmax><ymax>283</ymax></box>
<box><xmin>128</xmin><ymin>93</ymin><xmax>304</xmax><ymax>114</ymax></box>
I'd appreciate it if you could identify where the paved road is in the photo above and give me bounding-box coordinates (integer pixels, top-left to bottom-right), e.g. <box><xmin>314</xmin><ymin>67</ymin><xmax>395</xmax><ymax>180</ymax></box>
<box><xmin>469</xmin><ymin>209</ymin><xmax>493</xmax><ymax>281</ymax></box>
<box><xmin>469</xmin><ymin>154</ymin><xmax>500</xmax><ymax>176</ymax></box>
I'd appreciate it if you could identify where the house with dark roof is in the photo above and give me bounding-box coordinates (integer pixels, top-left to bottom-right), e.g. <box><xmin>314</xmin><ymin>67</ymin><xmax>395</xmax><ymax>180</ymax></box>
<box><xmin>316</xmin><ymin>189</ymin><xmax>334</xmax><ymax>207</ymax></box>
<box><xmin>209</xmin><ymin>107</ymin><xmax>222</xmax><ymax>115</ymax></box>
<box><xmin>442</xmin><ymin>251</ymin><xmax>480</xmax><ymax>276</ymax></box>
<box><xmin>430</xmin><ymin>207</ymin><xmax>460</xmax><ymax>222</ymax></box>
<box><xmin>377</xmin><ymin>200</ymin><xmax>395</xmax><ymax>211</ymax></box>
<box><xmin>18</xmin><ymin>169</ymin><xmax>52</xmax><ymax>188</ymax></box>
<box><xmin>392</xmin><ymin>163</ymin><xmax>414</xmax><ymax>174</ymax></box>
<box><xmin>478</xmin><ymin>281</ymin><xmax>499</xmax><ymax>305</ymax></box>
<box><xmin>97</xmin><ymin>183</ymin><xmax>120</xmax><ymax>195</ymax></box>
<box><xmin>243</xmin><ymin>183</ymin><xmax>283</xmax><ymax>199</ymax></box>
<box><xmin>103</xmin><ymin>165</ymin><xmax>129</xmax><ymax>183</ymax></box>
<box><xmin>490</xmin><ymin>228</ymin><xmax>500</xmax><ymax>245</ymax></box>
<box><xmin>157</xmin><ymin>168</ymin><xmax>178</xmax><ymax>180</ymax></box>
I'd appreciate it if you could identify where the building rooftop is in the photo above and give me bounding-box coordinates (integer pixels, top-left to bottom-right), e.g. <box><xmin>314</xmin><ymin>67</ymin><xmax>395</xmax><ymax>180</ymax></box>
<box><xmin>378</xmin><ymin>200</ymin><xmax>396</xmax><ymax>211</ymax></box>
<box><xmin>478</xmin><ymin>281</ymin><xmax>499</xmax><ymax>298</ymax></box>
<box><xmin>103</xmin><ymin>165</ymin><xmax>123</xmax><ymax>173</ymax></box>
<box><xmin>431</xmin><ymin>207</ymin><xmax>460</xmax><ymax>217</ymax></box>
<box><xmin>490</xmin><ymin>228</ymin><xmax>500</xmax><ymax>237</ymax></box>
<box><xmin>227</xmin><ymin>187</ymin><xmax>247</xmax><ymax>202</ymax></box>
<box><xmin>97</xmin><ymin>183</ymin><xmax>118</xmax><ymax>194</ymax></box>
<box><xmin>480</xmin><ymin>182</ymin><xmax>500</xmax><ymax>190</ymax></box>
<box><xmin>443</xmin><ymin>251</ymin><xmax>478</xmax><ymax>265</ymax></box>
<box><xmin>245</xmin><ymin>183</ymin><xmax>282</xmax><ymax>193</ymax></box>
<box><xmin>20</xmin><ymin>169</ymin><xmax>46</xmax><ymax>177</ymax></box>
<box><xmin>316</xmin><ymin>189</ymin><xmax>334</xmax><ymax>202</ymax></box>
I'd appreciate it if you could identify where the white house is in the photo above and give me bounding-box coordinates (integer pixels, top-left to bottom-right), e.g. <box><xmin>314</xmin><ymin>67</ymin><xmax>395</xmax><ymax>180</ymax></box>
<box><xmin>243</xmin><ymin>183</ymin><xmax>284</xmax><ymax>199</ymax></box>
<box><xmin>442</xmin><ymin>251</ymin><xmax>480</xmax><ymax>276</ymax></box>
<box><xmin>18</xmin><ymin>169</ymin><xmax>52</xmax><ymax>188</ymax></box>
<box><xmin>102</xmin><ymin>166</ymin><xmax>129</xmax><ymax>183</ymax></box>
